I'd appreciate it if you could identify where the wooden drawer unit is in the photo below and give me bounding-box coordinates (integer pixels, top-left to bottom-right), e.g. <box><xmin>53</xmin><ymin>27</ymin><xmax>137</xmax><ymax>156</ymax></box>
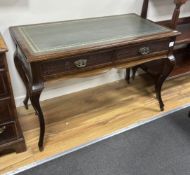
<box><xmin>0</xmin><ymin>123</ymin><xmax>17</xmax><ymax>145</ymax></box>
<box><xmin>115</xmin><ymin>39</ymin><xmax>170</xmax><ymax>63</ymax></box>
<box><xmin>0</xmin><ymin>98</ymin><xmax>14</xmax><ymax>124</ymax></box>
<box><xmin>42</xmin><ymin>51</ymin><xmax>113</xmax><ymax>77</ymax></box>
<box><xmin>0</xmin><ymin>54</ymin><xmax>5</xmax><ymax>69</ymax></box>
<box><xmin>0</xmin><ymin>34</ymin><xmax>26</xmax><ymax>154</ymax></box>
<box><xmin>0</xmin><ymin>70</ymin><xmax>9</xmax><ymax>98</ymax></box>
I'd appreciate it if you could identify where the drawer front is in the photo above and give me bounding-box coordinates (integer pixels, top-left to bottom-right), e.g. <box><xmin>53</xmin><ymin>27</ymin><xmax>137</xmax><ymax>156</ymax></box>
<box><xmin>0</xmin><ymin>99</ymin><xmax>14</xmax><ymax>124</ymax></box>
<box><xmin>42</xmin><ymin>51</ymin><xmax>113</xmax><ymax>77</ymax></box>
<box><xmin>0</xmin><ymin>123</ymin><xmax>17</xmax><ymax>145</ymax></box>
<box><xmin>0</xmin><ymin>54</ymin><xmax>5</xmax><ymax>69</ymax></box>
<box><xmin>115</xmin><ymin>39</ymin><xmax>170</xmax><ymax>63</ymax></box>
<box><xmin>0</xmin><ymin>70</ymin><xmax>9</xmax><ymax>98</ymax></box>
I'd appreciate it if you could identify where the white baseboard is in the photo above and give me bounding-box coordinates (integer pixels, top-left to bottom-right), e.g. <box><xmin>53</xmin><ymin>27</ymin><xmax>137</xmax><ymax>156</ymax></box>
<box><xmin>15</xmin><ymin>95</ymin><xmax>28</xmax><ymax>107</ymax></box>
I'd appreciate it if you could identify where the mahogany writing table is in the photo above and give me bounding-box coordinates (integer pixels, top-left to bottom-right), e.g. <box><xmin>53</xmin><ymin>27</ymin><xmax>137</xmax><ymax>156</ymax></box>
<box><xmin>9</xmin><ymin>14</ymin><xmax>180</xmax><ymax>151</ymax></box>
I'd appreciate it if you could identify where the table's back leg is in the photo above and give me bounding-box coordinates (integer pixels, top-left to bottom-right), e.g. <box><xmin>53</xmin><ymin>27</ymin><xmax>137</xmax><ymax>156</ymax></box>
<box><xmin>125</xmin><ymin>68</ymin><xmax>131</xmax><ymax>84</ymax></box>
<box><xmin>132</xmin><ymin>66</ymin><xmax>138</xmax><ymax>80</ymax></box>
<box><xmin>155</xmin><ymin>56</ymin><xmax>175</xmax><ymax>111</ymax></box>
<box><xmin>14</xmin><ymin>51</ymin><xmax>30</xmax><ymax>110</ymax></box>
<box><xmin>125</xmin><ymin>67</ymin><xmax>138</xmax><ymax>84</ymax></box>
<box><xmin>23</xmin><ymin>91</ymin><xmax>29</xmax><ymax>109</ymax></box>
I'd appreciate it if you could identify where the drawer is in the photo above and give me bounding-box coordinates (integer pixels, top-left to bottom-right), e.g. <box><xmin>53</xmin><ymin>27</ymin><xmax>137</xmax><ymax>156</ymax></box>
<box><xmin>115</xmin><ymin>39</ymin><xmax>170</xmax><ymax>63</ymax></box>
<box><xmin>42</xmin><ymin>51</ymin><xmax>113</xmax><ymax>76</ymax></box>
<box><xmin>0</xmin><ymin>70</ymin><xmax>9</xmax><ymax>98</ymax></box>
<box><xmin>0</xmin><ymin>54</ymin><xmax>5</xmax><ymax>69</ymax></box>
<box><xmin>0</xmin><ymin>123</ymin><xmax>17</xmax><ymax>145</ymax></box>
<box><xmin>0</xmin><ymin>99</ymin><xmax>14</xmax><ymax>124</ymax></box>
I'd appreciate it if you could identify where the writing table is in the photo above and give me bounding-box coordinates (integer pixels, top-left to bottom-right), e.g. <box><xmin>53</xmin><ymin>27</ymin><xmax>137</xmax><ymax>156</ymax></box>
<box><xmin>9</xmin><ymin>14</ymin><xmax>180</xmax><ymax>151</ymax></box>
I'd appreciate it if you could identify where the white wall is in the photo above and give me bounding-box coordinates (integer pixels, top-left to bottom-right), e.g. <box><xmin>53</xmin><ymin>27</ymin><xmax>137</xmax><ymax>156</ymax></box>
<box><xmin>0</xmin><ymin>0</ymin><xmax>190</xmax><ymax>107</ymax></box>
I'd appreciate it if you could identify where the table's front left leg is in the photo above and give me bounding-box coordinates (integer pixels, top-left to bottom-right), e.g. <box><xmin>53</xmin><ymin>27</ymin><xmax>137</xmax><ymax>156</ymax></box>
<box><xmin>30</xmin><ymin>62</ymin><xmax>45</xmax><ymax>151</ymax></box>
<box><xmin>30</xmin><ymin>88</ymin><xmax>45</xmax><ymax>151</ymax></box>
<box><xmin>155</xmin><ymin>56</ymin><xmax>175</xmax><ymax>111</ymax></box>
<box><xmin>14</xmin><ymin>49</ymin><xmax>45</xmax><ymax>151</ymax></box>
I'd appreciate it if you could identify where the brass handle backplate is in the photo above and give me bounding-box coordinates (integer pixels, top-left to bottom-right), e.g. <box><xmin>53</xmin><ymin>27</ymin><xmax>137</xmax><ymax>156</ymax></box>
<box><xmin>139</xmin><ymin>47</ymin><xmax>150</xmax><ymax>55</ymax></box>
<box><xmin>74</xmin><ymin>59</ymin><xmax>87</xmax><ymax>68</ymax></box>
<box><xmin>0</xmin><ymin>126</ymin><xmax>6</xmax><ymax>134</ymax></box>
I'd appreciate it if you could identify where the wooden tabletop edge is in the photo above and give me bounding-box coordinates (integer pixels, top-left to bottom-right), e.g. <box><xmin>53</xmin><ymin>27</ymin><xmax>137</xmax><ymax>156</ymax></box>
<box><xmin>9</xmin><ymin>23</ymin><xmax>180</xmax><ymax>63</ymax></box>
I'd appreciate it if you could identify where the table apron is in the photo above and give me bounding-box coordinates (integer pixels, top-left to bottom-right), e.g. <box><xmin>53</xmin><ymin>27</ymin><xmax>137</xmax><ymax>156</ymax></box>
<box><xmin>40</xmin><ymin>38</ymin><xmax>171</xmax><ymax>80</ymax></box>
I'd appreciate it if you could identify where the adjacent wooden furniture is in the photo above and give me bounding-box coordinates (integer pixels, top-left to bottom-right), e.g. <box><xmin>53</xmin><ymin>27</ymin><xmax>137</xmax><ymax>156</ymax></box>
<box><xmin>0</xmin><ymin>34</ymin><xmax>26</xmax><ymax>154</ymax></box>
<box><xmin>10</xmin><ymin>14</ymin><xmax>179</xmax><ymax>151</ymax></box>
<box><xmin>158</xmin><ymin>0</ymin><xmax>190</xmax><ymax>77</ymax></box>
<box><xmin>126</xmin><ymin>0</ymin><xmax>189</xmax><ymax>81</ymax></box>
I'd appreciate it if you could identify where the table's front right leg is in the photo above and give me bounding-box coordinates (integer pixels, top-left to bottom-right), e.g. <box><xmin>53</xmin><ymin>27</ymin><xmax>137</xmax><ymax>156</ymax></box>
<box><xmin>155</xmin><ymin>56</ymin><xmax>175</xmax><ymax>111</ymax></box>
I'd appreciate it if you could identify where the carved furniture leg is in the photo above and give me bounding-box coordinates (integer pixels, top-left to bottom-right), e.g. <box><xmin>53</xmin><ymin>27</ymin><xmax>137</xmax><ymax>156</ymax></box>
<box><xmin>23</xmin><ymin>91</ymin><xmax>29</xmax><ymax>109</ymax></box>
<box><xmin>125</xmin><ymin>66</ymin><xmax>138</xmax><ymax>84</ymax></box>
<box><xmin>132</xmin><ymin>66</ymin><xmax>138</xmax><ymax>80</ymax></box>
<box><xmin>155</xmin><ymin>56</ymin><xmax>175</xmax><ymax>111</ymax></box>
<box><xmin>14</xmin><ymin>49</ymin><xmax>45</xmax><ymax>151</ymax></box>
<box><xmin>125</xmin><ymin>68</ymin><xmax>131</xmax><ymax>84</ymax></box>
<box><xmin>30</xmin><ymin>89</ymin><xmax>45</xmax><ymax>151</ymax></box>
<box><xmin>14</xmin><ymin>52</ymin><xmax>30</xmax><ymax>110</ymax></box>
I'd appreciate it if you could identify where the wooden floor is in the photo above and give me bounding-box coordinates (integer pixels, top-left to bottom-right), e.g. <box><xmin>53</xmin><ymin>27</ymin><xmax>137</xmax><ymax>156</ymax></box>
<box><xmin>0</xmin><ymin>74</ymin><xmax>190</xmax><ymax>174</ymax></box>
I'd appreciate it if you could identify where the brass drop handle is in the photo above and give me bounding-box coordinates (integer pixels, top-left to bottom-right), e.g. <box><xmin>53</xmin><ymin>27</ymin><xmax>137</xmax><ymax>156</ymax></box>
<box><xmin>0</xmin><ymin>126</ymin><xmax>6</xmax><ymax>134</ymax></box>
<box><xmin>139</xmin><ymin>47</ymin><xmax>150</xmax><ymax>55</ymax></box>
<box><xmin>74</xmin><ymin>59</ymin><xmax>87</xmax><ymax>68</ymax></box>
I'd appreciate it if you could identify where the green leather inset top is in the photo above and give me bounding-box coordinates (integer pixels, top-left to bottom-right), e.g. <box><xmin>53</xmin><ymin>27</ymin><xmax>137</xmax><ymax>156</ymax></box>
<box><xmin>16</xmin><ymin>14</ymin><xmax>171</xmax><ymax>54</ymax></box>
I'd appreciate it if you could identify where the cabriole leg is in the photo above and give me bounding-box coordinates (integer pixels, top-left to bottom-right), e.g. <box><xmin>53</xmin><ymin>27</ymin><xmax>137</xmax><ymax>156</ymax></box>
<box><xmin>132</xmin><ymin>66</ymin><xmax>138</xmax><ymax>80</ymax></box>
<box><xmin>30</xmin><ymin>89</ymin><xmax>45</xmax><ymax>151</ymax></box>
<box><xmin>155</xmin><ymin>56</ymin><xmax>175</xmax><ymax>111</ymax></box>
<box><xmin>125</xmin><ymin>68</ymin><xmax>131</xmax><ymax>84</ymax></box>
<box><xmin>14</xmin><ymin>52</ymin><xmax>30</xmax><ymax>110</ymax></box>
<box><xmin>14</xmin><ymin>48</ymin><xmax>45</xmax><ymax>151</ymax></box>
<box><xmin>23</xmin><ymin>90</ymin><xmax>29</xmax><ymax>109</ymax></box>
